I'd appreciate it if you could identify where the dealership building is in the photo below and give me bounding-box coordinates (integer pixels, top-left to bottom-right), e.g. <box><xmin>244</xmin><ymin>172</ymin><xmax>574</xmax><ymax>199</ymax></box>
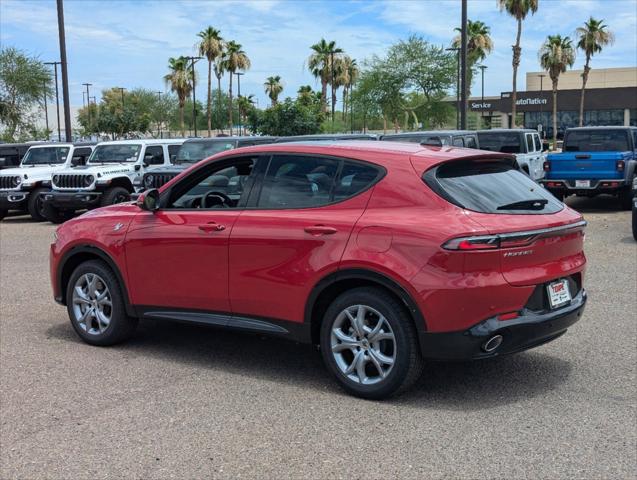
<box><xmin>468</xmin><ymin>67</ymin><xmax>637</xmax><ymax>134</ymax></box>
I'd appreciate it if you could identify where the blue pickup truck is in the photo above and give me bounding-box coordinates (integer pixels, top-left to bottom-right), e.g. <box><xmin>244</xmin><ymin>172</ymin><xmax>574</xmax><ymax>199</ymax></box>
<box><xmin>542</xmin><ymin>126</ymin><xmax>637</xmax><ymax>209</ymax></box>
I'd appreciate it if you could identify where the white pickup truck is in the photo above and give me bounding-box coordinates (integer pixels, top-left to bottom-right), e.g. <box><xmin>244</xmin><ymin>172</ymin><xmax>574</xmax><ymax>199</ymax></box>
<box><xmin>0</xmin><ymin>143</ymin><xmax>94</xmax><ymax>221</ymax></box>
<box><xmin>42</xmin><ymin>139</ymin><xmax>183</xmax><ymax>223</ymax></box>
<box><xmin>477</xmin><ymin>129</ymin><xmax>547</xmax><ymax>181</ymax></box>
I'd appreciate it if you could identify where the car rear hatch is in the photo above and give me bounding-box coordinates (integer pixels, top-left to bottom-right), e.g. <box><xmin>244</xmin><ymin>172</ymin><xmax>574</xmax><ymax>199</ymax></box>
<box><xmin>421</xmin><ymin>156</ymin><xmax>586</xmax><ymax>287</ymax></box>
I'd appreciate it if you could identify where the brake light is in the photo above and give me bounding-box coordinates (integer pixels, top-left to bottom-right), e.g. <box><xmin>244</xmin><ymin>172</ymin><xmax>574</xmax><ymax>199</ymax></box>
<box><xmin>443</xmin><ymin>235</ymin><xmax>500</xmax><ymax>250</ymax></box>
<box><xmin>616</xmin><ymin>160</ymin><xmax>625</xmax><ymax>171</ymax></box>
<box><xmin>543</xmin><ymin>161</ymin><xmax>550</xmax><ymax>171</ymax></box>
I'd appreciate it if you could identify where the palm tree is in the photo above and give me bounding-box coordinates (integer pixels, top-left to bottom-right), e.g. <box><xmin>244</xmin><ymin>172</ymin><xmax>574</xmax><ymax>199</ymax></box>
<box><xmin>237</xmin><ymin>94</ymin><xmax>256</xmax><ymax>130</ymax></box>
<box><xmin>539</xmin><ymin>35</ymin><xmax>576</xmax><ymax>148</ymax></box>
<box><xmin>196</xmin><ymin>26</ymin><xmax>224</xmax><ymax>137</ymax></box>
<box><xmin>223</xmin><ymin>41</ymin><xmax>250</xmax><ymax>135</ymax></box>
<box><xmin>576</xmin><ymin>17</ymin><xmax>614</xmax><ymax>126</ymax></box>
<box><xmin>336</xmin><ymin>56</ymin><xmax>358</xmax><ymax>121</ymax></box>
<box><xmin>164</xmin><ymin>56</ymin><xmax>193</xmax><ymax>136</ymax></box>
<box><xmin>264</xmin><ymin>76</ymin><xmax>283</xmax><ymax>107</ymax></box>
<box><xmin>214</xmin><ymin>58</ymin><xmax>225</xmax><ymax>133</ymax></box>
<box><xmin>453</xmin><ymin>20</ymin><xmax>493</xmax><ymax>98</ymax></box>
<box><xmin>308</xmin><ymin>39</ymin><xmax>342</xmax><ymax>114</ymax></box>
<box><xmin>297</xmin><ymin>85</ymin><xmax>317</xmax><ymax>107</ymax></box>
<box><xmin>498</xmin><ymin>0</ymin><xmax>539</xmax><ymax>127</ymax></box>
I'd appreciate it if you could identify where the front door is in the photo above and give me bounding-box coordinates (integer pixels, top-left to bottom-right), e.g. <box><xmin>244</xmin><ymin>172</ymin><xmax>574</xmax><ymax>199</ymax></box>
<box><xmin>125</xmin><ymin>155</ymin><xmax>260</xmax><ymax>312</ymax></box>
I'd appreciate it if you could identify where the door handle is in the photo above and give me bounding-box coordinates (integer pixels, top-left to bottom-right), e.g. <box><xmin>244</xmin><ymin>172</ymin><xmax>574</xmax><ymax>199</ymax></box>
<box><xmin>304</xmin><ymin>225</ymin><xmax>337</xmax><ymax>235</ymax></box>
<box><xmin>198</xmin><ymin>222</ymin><xmax>226</xmax><ymax>233</ymax></box>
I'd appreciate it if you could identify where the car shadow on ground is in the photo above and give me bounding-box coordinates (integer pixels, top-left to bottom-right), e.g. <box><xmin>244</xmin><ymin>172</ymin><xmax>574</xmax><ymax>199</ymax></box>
<box><xmin>46</xmin><ymin>318</ymin><xmax>572</xmax><ymax>411</ymax></box>
<box><xmin>565</xmin><ymin>194</ymin><xmax>626</xmax><ymax>213</ymax></box>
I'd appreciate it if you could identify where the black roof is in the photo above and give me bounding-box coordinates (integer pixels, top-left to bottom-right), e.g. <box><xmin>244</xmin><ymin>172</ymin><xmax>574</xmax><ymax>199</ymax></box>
<box><xmin>477</xmin><ymin>129</ymin><xmax>538</xmax><ymax>134</ymax></box>
<box><xmin>381</xmin><ymin>130</ymin><xmax>476</xmax><ymax>139</ymax></box>
<box><xmin>275</xmin><ymin>133</ymin><xmax>378</xmax><ymax>143</ymax></box>
<box><xmin>565</xmin><ymin>126</ymin><xmax>637</xmax><ymax>131</ymax></box>
<box><xmin>184</xmin><ymin>136</ymin><xmax>276</xmax><ymax>144</ymax></box>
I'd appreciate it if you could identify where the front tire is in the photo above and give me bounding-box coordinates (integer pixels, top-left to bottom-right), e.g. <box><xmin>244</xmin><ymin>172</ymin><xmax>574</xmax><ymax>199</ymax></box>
<box><xmin>66</xmin><ymin>260</ymin><xmax>137</xmax><ymax>346</ymax></box>
<box><xmin>320</xmin><ymin>287</ymin><xmax>424</xmax><ymax>399</ymax></box>
<box><xmin>27</xmin><ymin>187</ymin><xmax>47</xmax><ymax>221</ymax></box>
<box><xmin>100</xmin><ymin>186</ymin><xmax>130</xmax><ymax>207</ymax></box>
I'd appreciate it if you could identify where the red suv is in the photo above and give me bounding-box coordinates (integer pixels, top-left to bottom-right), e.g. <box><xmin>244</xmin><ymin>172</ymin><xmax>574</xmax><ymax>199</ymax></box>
<box><xmin>50</xmin><ymin>142</ymin><xmax>587</xmax><ymax>399</ymax></box>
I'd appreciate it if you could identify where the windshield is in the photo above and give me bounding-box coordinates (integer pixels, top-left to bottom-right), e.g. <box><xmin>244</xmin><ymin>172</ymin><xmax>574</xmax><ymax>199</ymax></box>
<box><xmin>564</xmin><ymin>130</ymin><xmax>630</xmax><ymax>152</ymax></box>
<box><xmin>88</xmin><ymin>144</ymin><xmax>142</xmax><ymax>163</ymax></box>
<box><xmin>428</xmin><ymin>160</ymin><xmax>562</xmax><ymax>214</ymax></box>
<box><xmin>175</xmin><ymin>141</ymin><xmax>235</xmax><ymax>164</ymax></box>
<box><xmin>477</xmin><ymin>132</ymin><xmax>523</xmax><ymax>154</ymax></box>
<box><xmin>21</xmin><ymin>147</ymin><xmax>70</xmax><ymax>165</ymax></box>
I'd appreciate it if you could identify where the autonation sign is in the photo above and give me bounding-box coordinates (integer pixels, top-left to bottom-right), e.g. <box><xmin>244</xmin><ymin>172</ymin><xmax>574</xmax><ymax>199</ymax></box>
<box><xmin>516</xmin><ymin>97</ymin><xmax>548</xmax><ymax>106</ymax></box>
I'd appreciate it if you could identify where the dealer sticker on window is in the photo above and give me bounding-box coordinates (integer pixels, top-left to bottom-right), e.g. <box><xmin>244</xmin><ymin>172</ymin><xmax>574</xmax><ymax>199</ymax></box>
<box><xmin>575</xmin><ymin>180</ymin><xmax>591</xmax><ymax>188</ymax></box>
<box><xmin>547</xmin><ymin>279</ymin><xmax>571</xmax><ymax>309</ymax></box>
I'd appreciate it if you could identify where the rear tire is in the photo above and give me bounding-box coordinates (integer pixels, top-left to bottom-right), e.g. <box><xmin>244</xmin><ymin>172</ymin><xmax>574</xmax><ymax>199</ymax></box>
<box><xmin>42</xmin><ymin>202</ymin><xmax>74</xmax><ymax>224</ymax></box>
<box><xmin>551</xmin><ymin>191</ymin><xmax>565</xmax><ymax>202</ymax></box>
<box><xmin>100</xmin><ymin>186</ymin><xmax>130</xmax><ymax>207</ymax></box>
<box><xmin>320</xmin><ymin>287</ymin><xmax>424</xmax><ymax>399</ymax></box>
<box><xmin>27</xmin><ymin>187</ymin><xmax>47</xmax><ymax>221</ymax></box>
<box><xmin>66</xmin><ymin>260</ymin><xmax>137</xmax><ymax>346</ymax></box>
<box><xmin>632</xmin><ymin>203</ymin><xmax>637</xmax><ymax>241</ymax></box>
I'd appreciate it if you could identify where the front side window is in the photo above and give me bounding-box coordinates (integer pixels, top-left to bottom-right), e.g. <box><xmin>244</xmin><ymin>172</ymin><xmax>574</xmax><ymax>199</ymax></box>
<box><xmin>175</xmin><ymin>141</ymin><xmax>236</xmax><ymax>165</ymax></box>
<box><xmin>564</xmin><ymin>130</ymin><xmax>629</xmax><ymax>152</ymax></box>
<box><xmin>21</xmin><ymin>147</ymin><xmax>70</xmax><ymax>165</ymax></box>
<box><xmin>465</xmin><ymin>136</ymin><xmax>478</xmax><ymax>149</ymax></box>
<box><xmin>167</xmin><ymin>157</ymin><xmax>257</xmax><ymax>209</ymax></box>
<box><xmin>168</xmin><ymin>144</ymin><xmax>181</xmax><ymax>161</ymax></box>
<box><xmin>452</xmin><ymin>137</ymin><xmax>464</xmax><ymax>147</ymax></box>
<box><xmin>526</xmin><ymin>134</ymin><xmax>535</xmax><ymax>153</ymax></box>
<box><xmin>89</xmin><ymin>144</ymin><xmax>141</xmax><ymax>163</ymax></box>
<box><xmin>534</xmin><ymin>134</ymin><xmax>542</xmax><ymax>151</ymax></box>
<box><xmin>144</xmin><ymin>146</ymin><xmax>165</xmax><ymax>165</ymax></box>
<box><xmin>71</xmin><ymin>147</ymin><xmax>92</xmax><ymax>166</ymax></box>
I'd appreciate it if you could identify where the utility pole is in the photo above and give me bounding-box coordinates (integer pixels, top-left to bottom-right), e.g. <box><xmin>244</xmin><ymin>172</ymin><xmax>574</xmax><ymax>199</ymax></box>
<box><xmin>43</xmin><ymin>80</ymin><xmax>50</xmax><ymax>137</ymax></box>
<box><xmin>45</xmin><ymin>62</ymin><xmax>61</xmax><ymax>141</ymax></box>
<box><xmin>56</xmin><ymin>0</ymin><xmax>72</xmax><ymax>142</ymax></box>
<box><xmin>185</xmin><ymin>56</ymin><xmax>202</xmax><ymax>137</ymax></box>
<box><xmin>235</xmin><ymin>72</ymin><xmax>244</xmax><ymax>136</ymax></box>
<box><xmin>446</xmin><ymin>47</ymin><xmax>460</xmax><ymax>130</ymax></box>
<box><xmin>479</xmin><ymin>65</ymin><xmax>487</xmax><ymax>129</ymax></box>
<box><xmin>460</xmin><ymin>0</ymin><xmax>468</xmax><ymax>130</ymax></box>
<box><xmin>115</xmin><ymin>87</ymin><xmax>126</xmax><ymax>106</ymax></box>
<box><xmin>82</xmin><ymin>83</ymin><xmax>92</xmax><ymax>136</ymax></box>
<box><xmin>156</xmin><ymin>91</ymin><xmax>163</xmax><ymax>138</ymax></box>
<box><xmin>330</xmin><ymin>50</ymin><xmax>336</xmax><ymax>132</ymax></box>
<box><xmin>538</xmin><ymin>73</ymin><xmax>546</xmax><ymax>138</ymax></box>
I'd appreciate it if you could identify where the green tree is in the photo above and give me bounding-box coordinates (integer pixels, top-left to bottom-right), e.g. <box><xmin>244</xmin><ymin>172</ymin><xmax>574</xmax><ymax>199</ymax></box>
<box><xmin>576</xmin><ymin>17</ymin><xmax>614</xmax><ymax>126</ymax></box>
<box><xmin>197</xmin><ymin>26</ymin><xmax>224</xmax><ymax>136</ymax></box>
<box><xmin>164</xmin><ymin>56</ymin><xmax>193</xmax><ymax>136</ymax></box>
<box><xmin>539</xmin><ymin>35</ymin><xmax>576</xmax><ymax>148</ymax></box>
<box><xmin>223</xmin><ymin>41</ymin><xmax>250</xmax><ymax>135</ymax></box>
<box><xmin>264</xmin><ymin>75</ymin><xmax>284</xmax><ymax>107</ymax></box>
<box><xmin>254</xmin><ymin>98</ymin><xmax>322</xmax><ymax>136</ymax></box>
<box><xmin>237</xmin><ymin>94</ymin><xmax>256</xmax><ymax>132</ymax></box>
<box><xmin>498</xmin><ymin>0</ymin><xmax>539</xmax><ymax>127</ymax></box>
<box><xmin>308</xmin><ymin>39</ymin><xmax>343</xmax><ymax>114</ymax></box>
<box><xmin>453</xmin><ymin>20</ymin><xmax>493</xmax><ymax>98</ymax></box>
<box><xmin>0</xmin><ymin>47</ymin><xmax>52</xmax><ymax>140</ymax></box>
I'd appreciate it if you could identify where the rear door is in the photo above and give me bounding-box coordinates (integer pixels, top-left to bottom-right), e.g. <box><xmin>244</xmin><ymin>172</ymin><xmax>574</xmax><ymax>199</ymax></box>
<box><xmin>228</xmin><ymin>154</ymin><xmax>380</xmax><ymax>323</ymax></box>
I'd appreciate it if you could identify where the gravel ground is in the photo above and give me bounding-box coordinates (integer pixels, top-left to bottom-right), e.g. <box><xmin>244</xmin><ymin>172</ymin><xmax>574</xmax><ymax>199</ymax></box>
<box><xmin>1</xmin><ymin>196</ymin><xmax>635</xmax><ymax>479</ymax></box>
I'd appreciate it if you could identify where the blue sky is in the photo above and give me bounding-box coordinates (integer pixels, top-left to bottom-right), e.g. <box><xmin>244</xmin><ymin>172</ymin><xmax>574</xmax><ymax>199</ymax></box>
<box><xmin>2</xmin><ymin>0</ymin><xmax>636</xmax><ymax>109</ymax></box>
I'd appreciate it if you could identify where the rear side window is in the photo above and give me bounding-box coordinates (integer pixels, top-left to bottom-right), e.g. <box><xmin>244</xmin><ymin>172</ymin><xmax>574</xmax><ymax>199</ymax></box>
<box><xmin>477</xmin><ymin>132</ymin><xmax>523</xmax><ymax>154</ymax></box>
<box><xmin>564</xmin><ymin>130</ymin><xmax>629</xmax><ymax>151</ymax></box>
<box><xmin>425</xmin><ymin>160</ymin><xmax>563</xmax><ymax>215</ymax></box>
<box><xmin>534</xmin><ymin>134</ymin><xmax>542</xmax><ymax>151</ymax></box>
<box><xmin>526</xmin><ymin>134</ymin><xmax>534</xmax><ymax>153</ymax></box>
<box><xmin>333</xmin><ymin>161</ymin><xmax>380</xmax><ymax>202</ymax></box>
<box><xmin>452</xmin><ymin>137</ymin><xmax>464</xmax><ymax>147</ymax></box>
<box><xmin>465</xmin><ymin>136</ymin><xmax>477</xmax><ymax>149</ymax></box>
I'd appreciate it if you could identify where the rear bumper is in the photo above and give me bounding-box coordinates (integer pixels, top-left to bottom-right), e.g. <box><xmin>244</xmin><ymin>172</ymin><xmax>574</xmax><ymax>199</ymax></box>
<box><xmin>0</xmin><ymin>190</ymin><xmax>29</xmax><ymax>211</ymax></box>
<box><xmin>542</xmin><ymin>178</ymin><xmax>628</xmax><ymax>194</ymax></box>
<box><xmin>418</xmin><ymin>289</ymin><xmax>586</xmax><ymax>360</ymax></box>
<box><xmin>43</xmin><ymin>190</ymin><xmax>101</xmax><ymax>210</ymax></box>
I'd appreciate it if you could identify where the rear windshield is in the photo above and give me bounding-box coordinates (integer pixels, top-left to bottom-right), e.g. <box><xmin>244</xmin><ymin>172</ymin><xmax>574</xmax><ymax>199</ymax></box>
<box><xmin>425</xmin><ymin>160</ymin><xmax>563</xmax><ymax>214</ymax></box>
<box><xmin>564</xmin><ymin>130</ymin><xmax>630</xmax><ymax>152</ymax></box>
<box><xmin>175</xmin><ymin>141</ymin><xmax>235</xmax><ymax>164</ymax></box>
<box><xmin>476</xmin><ymin>132</ymin><xmax>523</xmax><ymax>154</ymax></box>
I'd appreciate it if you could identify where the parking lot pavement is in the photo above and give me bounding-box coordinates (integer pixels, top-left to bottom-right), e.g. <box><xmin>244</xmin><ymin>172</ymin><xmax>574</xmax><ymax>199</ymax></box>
<box><xmin>1</xmin><ymin>197</ymin><xmax>635</xmax><ymax>479</ymax></box>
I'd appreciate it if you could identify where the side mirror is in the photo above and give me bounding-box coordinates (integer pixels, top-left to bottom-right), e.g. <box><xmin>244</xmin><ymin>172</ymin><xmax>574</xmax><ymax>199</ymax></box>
<box><xmin>71</xmin><ymin>156</ymin><xmax>84</xmax><ymax>167</ymax></box>
<box><xmin>137</xmin><ymin>188</ymin><xmax>160</xmax><ymax>212</ymax></box>
<box><xmin>135</xmin><ymin>164</ymin><xmax>142</xmax><ymax>171</ymax></box>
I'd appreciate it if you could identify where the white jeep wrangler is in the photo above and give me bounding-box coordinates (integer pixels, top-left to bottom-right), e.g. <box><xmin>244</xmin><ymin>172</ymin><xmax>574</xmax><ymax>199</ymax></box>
<box><xmin>42</xmin><ymin>139</ymin><xmax>183</xmax><ymax>223</ymax></box>
<box><xmin>477</xmin><ymin>129</ymin><xmax>547</xmax><ymax>181</ymax></box>
<box><xmin>0</xmin><ymin>143</ymin><xmax>94</xmax><ymax>221</ymax></box>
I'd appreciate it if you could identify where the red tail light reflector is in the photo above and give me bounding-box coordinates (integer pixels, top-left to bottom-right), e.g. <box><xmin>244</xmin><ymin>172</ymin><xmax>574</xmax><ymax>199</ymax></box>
<box><xmin>543</xmin><ymin>161</ymin><xmax>550</xmax><ymax>171</ymax></box>
<box><xmin>616</xmin><ymin>160</ymin><xmax>625</xmax><ymax>171</ymax></box>
<box><xmin>498</xmin><ymin>312</ymin><xmax>519</xmax><ymax>321</ymax></box>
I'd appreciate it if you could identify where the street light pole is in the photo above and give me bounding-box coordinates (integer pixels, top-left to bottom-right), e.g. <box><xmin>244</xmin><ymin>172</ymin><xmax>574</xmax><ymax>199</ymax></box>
<box><xmin>43</xmin><ymin>80</ymin><xmax>50</xmax><ymax>137</ymax></box>
<box><xmin>479</xmin><ymin>65</ymin><xmax>487</xmax><ymax>129</ymax></box>
<box><xmin>538</xmin><ymin>73</ymin><xmax>546</xmax><ymax>138</ymax></box>
<box><xmin>185</xmin><ymin>56</ymin><xmax>202</xmax><ymax>137</ymax></box>
<box><xmin>235</xmin><ymin>72</ymin><xmax>244</xmax><ymax>136</ymax></box>
<box><xmin>115</xmin><ymin>87</ymin><xmax>126</xmax><ymax>106</ymax></box>
<box><xmin>45</xmin><ymin>62</ymin><xmax>61</xmax><ymax>141</ymax></box>
<box><xmin>82</xmin><ymin>83</ymin><xmax>92</xmax><ymax>136</ymax></box>
<box><xmin>446</xmin><ymin>47</ymin><xmax>460</xmax><ymax>129</ymax></box>
<box><xmin>56</xmin><ymin>0</ymin><xmax>72</xmax><ymax>142</ymax></box>
<box><xmin>460</xmin><ymin>0</ymin><xmax>468</xmax><ymax>130</ymax></box>
<box><xmin>330</xmin><ymin>50</ymin><xmax>336</xmax><ymax>132</ymax></box>
<box><xmin>156</xmin><ymin>91</ymin><xmax>162</xmax><ymax>138</ymax></box>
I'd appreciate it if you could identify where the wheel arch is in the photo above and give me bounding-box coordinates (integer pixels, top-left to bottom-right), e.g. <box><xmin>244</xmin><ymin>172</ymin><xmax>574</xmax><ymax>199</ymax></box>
<box><xmin>57</xmin><ymin>245</ymin><xmax>135</xmax><ymax>317</ymax></box>
<box><xmin>304</xmin><ymin>268</ymin><xmax>427</xmax><ymax>345</ymax></box>
<box><xmin>108</xmin><ymin>177</ymin><xmax>134</xmax><ymax>192</ymax></box>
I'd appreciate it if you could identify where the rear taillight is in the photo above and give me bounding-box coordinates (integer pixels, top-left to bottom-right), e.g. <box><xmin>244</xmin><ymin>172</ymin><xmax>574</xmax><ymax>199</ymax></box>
<box><xmin>543</xmin><ymin>161</ymin><xmax>550</xmax><ymax>171</ymax></box>
<box><xmin>616</xmin><ymin>160</ymin><xmax>625</xmax><ymax>171</ymax></box>
<box><xmin>443</xmin><ymin>235</ymin><xmax>500</xmax><ymax>250</ymax></box>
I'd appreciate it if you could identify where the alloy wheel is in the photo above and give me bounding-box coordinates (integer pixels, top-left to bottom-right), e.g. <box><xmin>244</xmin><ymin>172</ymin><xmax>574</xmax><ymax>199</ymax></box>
<box><xmin>71</xmin><ymin>273</ymin><xmax>112</xmax><ymax>335</ymax></box>
<box><xmin>330</xmin><ymin>304</ymin><xmax>396</xmax><ymax>385</ymax></box>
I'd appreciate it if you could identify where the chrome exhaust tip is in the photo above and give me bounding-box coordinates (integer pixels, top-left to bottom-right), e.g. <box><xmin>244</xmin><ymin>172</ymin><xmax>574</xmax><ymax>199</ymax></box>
<box><xmin>482</xmin><ymin>334</ymin><xmax>503</xmax><ymax>353</ymax></box>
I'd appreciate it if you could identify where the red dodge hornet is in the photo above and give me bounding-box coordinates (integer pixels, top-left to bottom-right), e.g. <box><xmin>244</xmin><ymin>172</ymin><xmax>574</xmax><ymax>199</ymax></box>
<box><xmin>50</xmin><ymin>141</ymin><xmax>587</xmax><ymax>399</ymax></box>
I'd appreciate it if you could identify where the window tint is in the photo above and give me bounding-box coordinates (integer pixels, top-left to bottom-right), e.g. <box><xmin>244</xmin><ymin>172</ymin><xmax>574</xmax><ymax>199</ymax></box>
<box><xmin>465</xmin><ymin>136</ymin><xmax>477</xmax><ymax>149</ymax></box>
<box><xmin>258</xmin><ymin>155</ymin><xmax>339</xmax><ymax>208</ymax></box>
<box><xmin>534</xmin><ymin>134</ymin><xmax>542</xmax><ymax>151</ymax></box>
<box><xmin>564</xmin><ymin>130</ymin><xmax>629</xmax><ymax>152</ymax></box>
<box><xmin>333</xmin><ymin>161</ymin><xmax>380</xmax><ymax>202</ymax></box>
<box><xmin>526</xmin><ymin>134</ymin><xmax>535</xmax><ymax>153</ymax></box>
<box><xmin>169</xmin><ymin>157</ymin><xmax>256</xmax><ymax>209</ymax></box>
<box><xmin>144</xmin><ymin>146</ymin><xmax>165</xmax><ymax>165</ymax></box>
<box><xmin>427</xmin><ymin>160</ymin><xmax>562</xmax><ymax>215</ymax></box>
<box><xmin>477</xmin><ymin>132</ymin><xmax>523</xmax><ymax>154</ymax></box>
<box><xmin>452</xmin><ymin>137</ymin><xmax>464</xmax><ymax>147</ymax></box>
